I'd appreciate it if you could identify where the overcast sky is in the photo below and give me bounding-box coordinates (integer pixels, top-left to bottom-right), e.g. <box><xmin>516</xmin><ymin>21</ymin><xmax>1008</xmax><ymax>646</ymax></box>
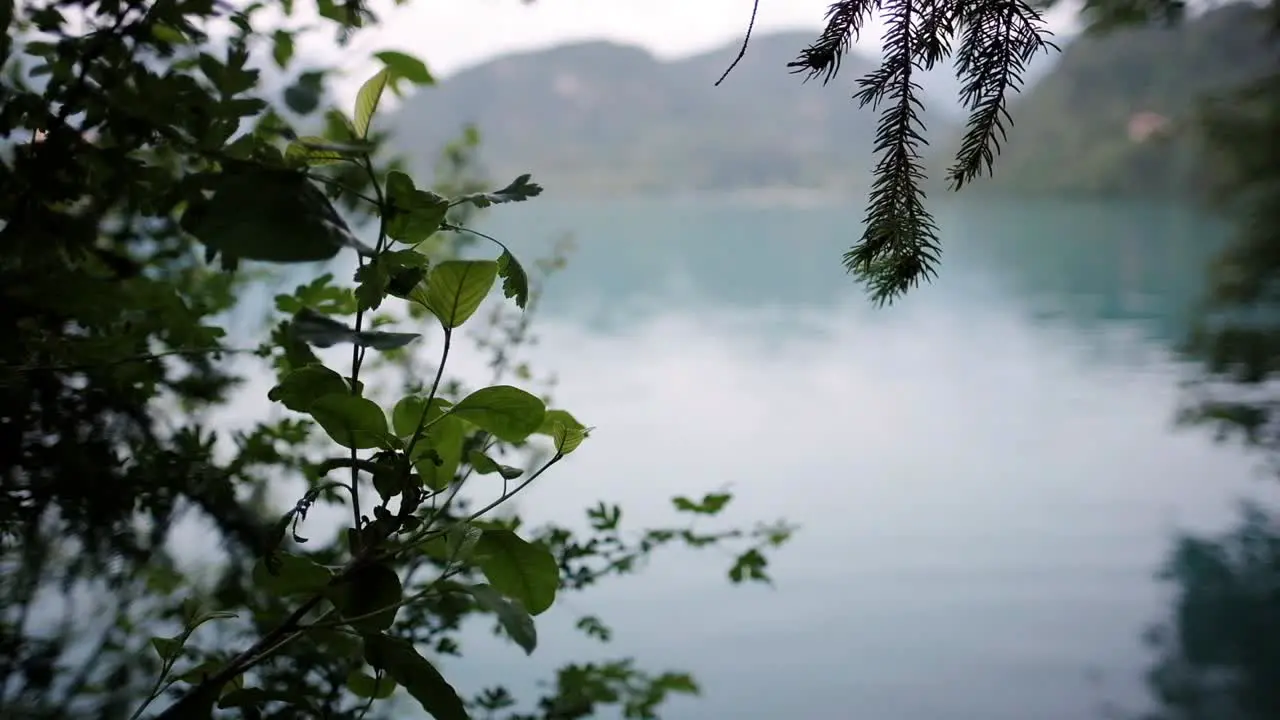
<box><xmin>317</xmin><ymin>0</ymin><xmax>1083</xmax><ymax>102</ymax></box>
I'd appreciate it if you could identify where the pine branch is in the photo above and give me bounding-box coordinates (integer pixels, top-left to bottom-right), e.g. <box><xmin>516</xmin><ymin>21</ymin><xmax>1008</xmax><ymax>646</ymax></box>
<box><xmin>775</xmin><ymin>0</ymin><xmax>1055</xmax><ymax>302</ymax></box>
<box><xmin>849</xmin><ymin>0</ymin><xmax>941</xmax><ymax>304</ymax></box>
<box><xmin>788</xmin><ymin>0</ymin><xmax>878</xmax><ymax>85</ymax></box>
<box><xmin>949</xmin><ymin>0</ymin><xmax>1055</xmax><ymax>189</ymax></box>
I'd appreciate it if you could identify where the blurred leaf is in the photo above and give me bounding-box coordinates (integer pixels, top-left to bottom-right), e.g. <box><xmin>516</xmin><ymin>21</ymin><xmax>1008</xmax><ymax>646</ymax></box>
<box><xmin>292</xmin><ymin>308</ymin><xmax>419</xmax><ymax>350</ymax></box>
<box><xmin>464</xmin><ymin>583</ymin><xmax>537</xmax><ymax>654</ymax></box>
<box><xmin>376</xmin><ymin>50</ymin><xmax>433</xmax><ymax>85</ymax></box>
<box><xmin>346</xmin><ymin>669</ymin><xmax>397</xmax><ymax>699</ymax></box>
<box><xmin>181</xmin><ymin>169</ymin><xmax>366</xmax><ymax>263</ymax></box>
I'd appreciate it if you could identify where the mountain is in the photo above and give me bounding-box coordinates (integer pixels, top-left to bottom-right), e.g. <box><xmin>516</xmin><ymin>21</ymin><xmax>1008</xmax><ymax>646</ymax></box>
<box><xmin>387</xmin><ymin>32</ymin><xmax>973</xmax><ymax>196</ymax></box>
<box><xmin>942</xmin><ymin>2</ymin><xmax>1278</xmax><ymax>199</ymax></box>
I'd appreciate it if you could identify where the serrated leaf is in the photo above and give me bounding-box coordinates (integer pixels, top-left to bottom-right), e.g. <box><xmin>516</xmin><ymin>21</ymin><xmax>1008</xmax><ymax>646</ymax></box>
<box><xmin>181</xmin><ymin>169</ymin><xmax>369</xmax><ymax>263</ymax></box>
<box><xmin>467</xmin><ymin>450</ymin><xmax>523</xmax><ymax>480</ymax></box>
<box><xmin>268</xmin><ymin>364</ymin><xmax>350</xmax><ymax>412</ymax></box>
<box><xmin>364</xmin><ymin>634</ymin><xmax>468</xmax><ymax>720</ymax></box>
<box><xmin>536</xmin><ymin>409</ymin><xmax>587</xmax><ymax>455</ymax></box>
<box><xmin>415</xmin><ymin>260</ymin><xmax>498</xmax><ymax>329</ymax></box>
<box><xmin>497</xmin><ymin>250</ymin><xmax>530</xmax><ymax>309</ymax></box>
<box><xmin>455</xmin><ymin>174</ymin><xmax>543</xmax><ymax>209</ymax></box>
<box><xmin>353</xmin><ymin>68</ymin><xmax>389</xmax><ymax>139</ymax></box>
<box><xmin>471</xmin><ymin>529</ymin><xmax>559</xmax><ymax>615</ymax></box>
<box><xmin>375</xmin><ymin>50</ymin><xmax>433</xmax><ymax>85</ymax></box>
<box><xmin>309</xmin><ymin>394</ymin><xmax>389</xmax><ymax>450</ymax></box>
<box><xmin>385</xmin><ymin>171</ymin><xmax>449</xmax><ymax>243</ymax></box>
<box><xmin>451</xmin><ymin>385</ymin><xmax>546</xmax><ymax>443</ymax></box>
<box><xmin>465</xmin><ymin>583</ymin><xmax>537</xmax><ymax>654</ymax></box>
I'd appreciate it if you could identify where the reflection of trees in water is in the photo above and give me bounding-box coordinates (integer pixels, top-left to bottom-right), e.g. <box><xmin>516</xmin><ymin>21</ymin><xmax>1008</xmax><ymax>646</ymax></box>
<box><xmin>1137</xmin><ymin>502</ymin><xmax>1280</xmax><ymax>720</ymax></box>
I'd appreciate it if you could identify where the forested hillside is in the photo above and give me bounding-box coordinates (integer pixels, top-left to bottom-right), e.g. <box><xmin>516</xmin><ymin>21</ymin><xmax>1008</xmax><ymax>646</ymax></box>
<box><xmin>388</xmin><ymin>32</ymin><xmax>970</xmax><ymax>196</ymax></box>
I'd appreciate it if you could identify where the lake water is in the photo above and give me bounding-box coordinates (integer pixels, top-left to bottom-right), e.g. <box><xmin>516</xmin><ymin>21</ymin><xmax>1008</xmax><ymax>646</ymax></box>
<box><xmin>418</xmin><ymin>196</ymin><xmax>1263</xmax><ymax>719</ymax></box>
<box><xmin>207</xmin><ymin>195</ymin><xmax>1263</xmax><ymax>719</ymax></box>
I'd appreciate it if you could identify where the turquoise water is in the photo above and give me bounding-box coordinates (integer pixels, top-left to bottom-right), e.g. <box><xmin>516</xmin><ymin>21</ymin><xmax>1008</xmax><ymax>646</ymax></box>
<box><xmin>210</xmin><ymin>195</ymin><xmax>1258</xmax><ymax>719</ymax></box>
<box><xmin>429</xmin><ymin>196</ymin><xmax>1258</xmax><ymax>719</ymax></box>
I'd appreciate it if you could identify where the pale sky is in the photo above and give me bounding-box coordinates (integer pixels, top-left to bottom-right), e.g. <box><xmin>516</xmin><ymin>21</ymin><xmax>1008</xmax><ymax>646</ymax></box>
<box><xmin>312</xmin><ymin>0</ymin><xmax>1083</xmax><ymax>103</ymax></box>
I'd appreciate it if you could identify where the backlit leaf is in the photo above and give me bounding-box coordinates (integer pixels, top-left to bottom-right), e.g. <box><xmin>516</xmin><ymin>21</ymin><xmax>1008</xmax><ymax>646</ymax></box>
<box><xmin>451</xmin><ymin>385</ymin><xmax>545</xmax><ymax>443</ymax></box>
<box><xmin>471</xmin><ymin>529</ymin><xmax>559</xmax><ymax>615</ymax></box>
<box><xmin>308</xmin><ymin>394</ymin><xmax>389</xmax><ymax>450</ymax></box>
<box><xmin>268</xmin><ymin>364</ymin><xmax>349</xmax><ymax>412</ymax></box>
<box><xmin>415</xmin><ymin>260</ymin><xmax>497</xmax><ymax>329</ymax></box>
<box><xmin>535</xmin><ymin>409</ymin><xmax>588</xmax><ymax>454</ymax></box>
<box><xmin>353</xmin><ymin>67</ymin><xmax>389</xmax><ymax>138</ymax></box>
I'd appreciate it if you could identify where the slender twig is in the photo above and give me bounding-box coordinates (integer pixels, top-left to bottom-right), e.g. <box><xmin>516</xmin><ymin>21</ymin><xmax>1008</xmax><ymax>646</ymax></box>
<box><xmin>715</xmin><ymin>0</ymin><xmax>761</xmax><ymax>86</ymax></box>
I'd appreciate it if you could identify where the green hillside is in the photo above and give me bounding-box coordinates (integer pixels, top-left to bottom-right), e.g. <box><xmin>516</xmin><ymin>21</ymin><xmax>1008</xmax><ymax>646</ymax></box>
<box><xmin>947</xmin><ymin>2</ymin><xmax>1277</xmax><ymax>199</ymax></box>
<box><xmin>387</xmin><ymin>32</ymin><xmax>962</xmax><ymax>196</ymax></box>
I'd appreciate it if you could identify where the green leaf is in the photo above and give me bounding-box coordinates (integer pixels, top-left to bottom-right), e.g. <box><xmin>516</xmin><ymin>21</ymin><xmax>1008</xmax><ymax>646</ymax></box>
<box><xmin>330</xmin><ymin>563</ymin><xmax>402</xmax><ymax>633</ymax></box>
<box><xmin>292</xmin><ymin>308</ymin><xmax>419</xmax><ymax>350</ymax></box>
<box><xmin>268</xmin><ymin>364</ymin><xmax>350</xmax><ymax>412</ymax></box>
<box><xmin>150</xmin><ymin>635</ymin><xmax>182</xmax><ymax>662</ymax></box>
<box><xmin>467</xmin><ymin>450</ymin><xmax>523</xmax><ymax>480</ymax></box>
<box><xmin>181</xmin><ymin>169</ymin><xmax>369</xmax><ymax>263</ymax></box>
<box><xmin>450</xmin><ymin>386</ymin><xmax>545</xmax><ymax>443</ymax></box>
<box><xmin>346</xmin><ymin>669</ymin><xmax>397</xmax><ymax>699</ymax></box>
<box><xmin>353</xmin><ymin>67</ymin><xmax>389</xmax><ymax>139</ymax></box>
<box><xmin>497</xmin><ymin>250</ymin><xmax>530</xmax><ymax>310</ymax></box>
<box><xmin>284</xmin><ymin>136</ymin><xmax>370</xmax><ymax>167</ymax></box>
<box><xmin>471</xmin><ymin>529</ymin><xmax>559</xmax><ymax>615</ymax></box>
<box><xmin>284</xmin><ymin>71</ymin><xmax>325</xmax><ymax>115</ymax></box>
<box><xmin>672</xmin><ymin>492</ymin><xmax>732</xmax><ymax>516</ymax></box>
<box><xmin>252</xmin><ymin>552</ymin><xmax>333</xmax><ymax>596</ymax></box>
<box><xmin>464</xmin><ymin>583</ymin><xmax>537</xmax><ymax>654</ymax></box>
<box><xmin>445</xmin><ymin>523</ymin><xmax>483</xmax><ymax>563</ymax></box>
<box><xmin>411</xmin><ymin>414</ymin><xmax>465</xmax><ymax>491</ymax></box>
<box><xmin>385</xmin><ymin>172</ymin><xmax>448</xmax><ymax>244</ymax></box>
<box><xmin>416</xmin><ymin>260</ymin><xmax>498</xmax><ymax>329</ymax></box>
<box><xmin>376</xmin><ymin>50</ymin><xmax>434</xmax><ymax>85</ymax></box>
<box><xmin>309</xmin><ymin>394</ymin><xmax>389</xmax><ymax>450</ymax></box>
<box><xmin>455</xmin><ymin>174</ymin><xmax>543</xmax><ymax>209</ymax></box>
<box><xmin>536</xmin><ymin>409</ymin><xmax>587</xmax><ymax>455</ymax></box>
<box><xmin>271</xmin><ymin>30</ymin><xmax>294</xmax><ymax>68</ymax></box>
<box><xmin>364</xmin><ymin>634</ymin><xmax>468</xmax><ymax>720</ymax></box>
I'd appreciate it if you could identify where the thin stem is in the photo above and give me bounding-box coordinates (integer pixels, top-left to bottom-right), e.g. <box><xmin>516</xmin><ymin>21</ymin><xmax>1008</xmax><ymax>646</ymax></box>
<box><xmin>404</xmin><ymin>327</ymin><xmax>452</xmax><ymax>464</ymax></box>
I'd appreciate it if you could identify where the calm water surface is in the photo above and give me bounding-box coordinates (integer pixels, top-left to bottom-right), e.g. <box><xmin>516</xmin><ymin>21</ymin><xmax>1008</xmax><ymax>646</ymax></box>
<box><xmin>220</xmin><ymin>196</ymin><xmax>1260</xmax><ymax>719</ymax></box>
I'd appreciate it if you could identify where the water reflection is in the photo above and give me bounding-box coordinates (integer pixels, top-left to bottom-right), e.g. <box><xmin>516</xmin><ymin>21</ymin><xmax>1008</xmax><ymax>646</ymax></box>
<box><xmin>398</xmin><ymin>198</ymin><xmax>1257</xmax><ymax>719</ymax></box>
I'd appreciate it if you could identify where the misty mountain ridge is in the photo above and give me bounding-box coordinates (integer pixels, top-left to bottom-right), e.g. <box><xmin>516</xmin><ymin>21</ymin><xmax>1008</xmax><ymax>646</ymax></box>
<box><xmin>388</xmin><ymin>30</ymin><xmax>1065</xmax><ymax>197</ymax></box>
